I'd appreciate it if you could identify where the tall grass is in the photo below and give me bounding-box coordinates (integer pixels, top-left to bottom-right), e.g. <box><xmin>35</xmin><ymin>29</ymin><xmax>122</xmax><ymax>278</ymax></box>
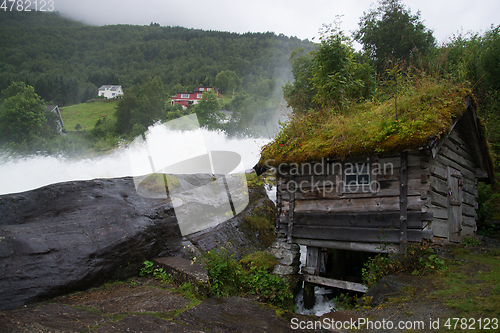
<box><xmin>59</xmin><ymin>99</ymin><xmax>118</xmax><ymax>131</ymax></box>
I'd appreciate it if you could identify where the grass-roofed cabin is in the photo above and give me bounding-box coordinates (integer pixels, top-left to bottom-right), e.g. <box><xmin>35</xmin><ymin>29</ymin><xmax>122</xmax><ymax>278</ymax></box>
<box><xmin>256</xmin><ymin>82</ymin><xmax>494</xmax><ymax>290</ymax></box>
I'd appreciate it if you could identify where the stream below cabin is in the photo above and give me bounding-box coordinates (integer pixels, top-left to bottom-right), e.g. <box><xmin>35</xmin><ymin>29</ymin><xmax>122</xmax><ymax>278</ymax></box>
<box><xmin>265</xmin><ymin>186</ymin><xmax>339</xmax><ymax>316</ymax></box>
<box><xmin>294</xmin><ymin>245</ymin><xmax>339</xmax><ymax>316</ymax></box>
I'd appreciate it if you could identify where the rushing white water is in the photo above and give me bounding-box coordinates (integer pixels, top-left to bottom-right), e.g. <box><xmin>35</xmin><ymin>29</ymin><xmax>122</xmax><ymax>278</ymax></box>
<box><xmin>295</xmin><ymin>245</ymin><xmax>338</xmax><ymax>316</ymax></box>
<box><xmin>294</xmin><ymin>286</ymin><xmax>338</xmax><ymax>316</ymax></box>
<box><xmin>0</xmin><ymin>124</ymin><xmax>269</xmax><ymax>195</ymax></box>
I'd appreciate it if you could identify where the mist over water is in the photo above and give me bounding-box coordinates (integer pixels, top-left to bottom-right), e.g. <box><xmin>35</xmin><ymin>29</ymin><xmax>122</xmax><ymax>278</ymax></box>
<box><xmin>0</xmin><ymin>124</ymin><xmax>269</xmax><ymax>195</ymax></box>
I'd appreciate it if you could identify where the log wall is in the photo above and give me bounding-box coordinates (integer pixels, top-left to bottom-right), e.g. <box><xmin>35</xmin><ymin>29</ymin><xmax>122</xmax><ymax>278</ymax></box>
<box><xmin>275</xmin><ymin>152</ymin><xmax>433</xmax><ymax>248</ymax></box>
<box><xmin>428</xmin><ymin>128</ymin><xmax>479</xmax><ymax>242</ymax></box>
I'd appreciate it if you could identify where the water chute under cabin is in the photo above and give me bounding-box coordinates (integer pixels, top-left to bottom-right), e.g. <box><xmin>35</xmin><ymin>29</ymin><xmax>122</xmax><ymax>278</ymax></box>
<box><xmin>255</xmin><ymin>84</ymin><xmax>494</xmax><ymax>292</ymax></box>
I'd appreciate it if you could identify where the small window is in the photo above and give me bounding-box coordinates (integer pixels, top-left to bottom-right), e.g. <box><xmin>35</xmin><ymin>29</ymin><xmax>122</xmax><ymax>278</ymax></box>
<box><xmin>181</xmin><ymin>94</ymin><xmax>190</xmax><ymax>98</ymax></box>
<box><xmin>207</xmin><ymin>88</ymin><xmax>212</xmax><ymax>91</ymax></box>
<box><xmin>344</xmin><ymin>162</ymin><xmax>370</xmax><ymax>192</ymax></box>
<box><xmin>196</xmin><ymin>94</ymin><xmax>202</xmax><ymax>98</ymax></box>
<box><xmin>199</xmin><ymin>87</ymin><xmax>204</xmax><ymax>91</ymax></box>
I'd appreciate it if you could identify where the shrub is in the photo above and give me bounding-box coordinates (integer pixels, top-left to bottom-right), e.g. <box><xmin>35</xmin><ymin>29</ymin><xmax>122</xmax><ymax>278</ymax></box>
<box><xmin>362</xmin><ymin>241</ymin><xmax>446</xmax><ymax>288</ymax></box>
<box><xmin>199</xmin><ymin>245</ymin><xmax>293</xmax><ymax>309</ymax></box>
<box><xmin>462</xmin><ymin>237</ymin><xmax>482</xmax><ymax>246</ymax></box>
<box><xmin>139</xmin><ymin>260</ymin><xmax>173</xmax><ymax>283</ymax></box>
<box><xmin>199</xmin><ymin>245</ymin><xmax>243</xmax><ymax>297</ymax></box>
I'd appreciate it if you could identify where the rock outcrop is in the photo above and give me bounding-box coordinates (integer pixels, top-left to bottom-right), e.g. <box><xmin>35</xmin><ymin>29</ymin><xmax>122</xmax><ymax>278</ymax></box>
<box><xmin>0</xmin><ymin>177</ymin><xmax>183</xmax><ymax>310</ymax></box>
<box><xmin>0</xmin><ymin>278</ymin><xmax>319</xmax><ymax>333</ymax></box>
<box><xmin>0</xmin><ymin>174</ymin><xmax>275</xmax><ymax>310</ymax></box>
<box><xmin>186</xmin><ymin>177</ymin><xmax>276</xmax><ymax>259</ymax></box>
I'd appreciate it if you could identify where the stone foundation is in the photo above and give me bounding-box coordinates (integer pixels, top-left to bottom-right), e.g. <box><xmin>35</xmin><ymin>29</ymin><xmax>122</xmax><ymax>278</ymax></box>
<box><xmin>269</xmin><ymin>238</ymin><xmax>301</xmax><ymax>289</ymax></box>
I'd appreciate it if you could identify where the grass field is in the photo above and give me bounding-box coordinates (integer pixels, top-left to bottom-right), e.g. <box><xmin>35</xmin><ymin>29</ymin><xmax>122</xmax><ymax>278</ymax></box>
<box><xmin>59</xmin><ymin>99</ymin><xmax>118</xmax><ymax>131</ymax></box>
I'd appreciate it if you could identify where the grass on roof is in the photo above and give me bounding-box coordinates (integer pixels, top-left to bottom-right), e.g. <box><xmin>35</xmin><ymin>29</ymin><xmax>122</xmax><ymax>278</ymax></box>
<box><xmin>259</xmin><ymin>78</ymin><xmax>472</xmax><ymax>167</ymax></box>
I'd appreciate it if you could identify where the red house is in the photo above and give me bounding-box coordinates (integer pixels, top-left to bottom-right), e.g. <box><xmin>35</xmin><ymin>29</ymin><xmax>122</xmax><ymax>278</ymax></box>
<box><xmin>171</xmin><ymin>86</ymin><xmax>220</xmax><ymax>108</ymax></box>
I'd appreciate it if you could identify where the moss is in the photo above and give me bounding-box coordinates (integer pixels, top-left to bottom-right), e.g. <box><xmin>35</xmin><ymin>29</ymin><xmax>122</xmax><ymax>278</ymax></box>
<box><xmin>139</xmin><ymin>173</ymin><xmax>180</xmax><ymax>194</ymax></box>
<box><xmin>241</xmin><ymin>201</ymin><xmax>275</xmax><ymax>248</ymax></box>
<box><xmin>240</xmin><ymin>251</ymin><xmax>278</xmax><ymax>272</ymax></box>
<box><xmin>245</xmin><ymin>172</ymin><xmax>266</xmax><ymax>189</ymax></box>
<box><xmin>257</xmin><ymin>79</ymin><xmax>474</xmax><ymax>168</ymax></box>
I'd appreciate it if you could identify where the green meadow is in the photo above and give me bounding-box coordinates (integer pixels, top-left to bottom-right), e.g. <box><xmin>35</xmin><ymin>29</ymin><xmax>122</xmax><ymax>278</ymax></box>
<box><xmin>59</xmin><ymin>100</ymin><xmax>118</xmax><ymax>131</ymax></box>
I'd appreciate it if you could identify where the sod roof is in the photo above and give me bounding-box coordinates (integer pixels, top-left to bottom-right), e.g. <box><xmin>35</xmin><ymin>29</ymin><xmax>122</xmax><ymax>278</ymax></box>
<box><xmin>257</xmin><ymin>80</ymin><xmax>486</xmax><ymax>171</ymax></box>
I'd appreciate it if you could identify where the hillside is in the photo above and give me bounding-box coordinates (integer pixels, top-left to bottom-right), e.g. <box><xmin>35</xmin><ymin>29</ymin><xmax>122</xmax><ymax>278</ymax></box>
<box><xmin>59</xmin><ymin>100</ymin><xmax>119</xmax><ymax>131</ymax></box>
<box><xmin>0</xmin><ymin>10</ymin><xmax>314</xmax><ymax>107</ymax></box>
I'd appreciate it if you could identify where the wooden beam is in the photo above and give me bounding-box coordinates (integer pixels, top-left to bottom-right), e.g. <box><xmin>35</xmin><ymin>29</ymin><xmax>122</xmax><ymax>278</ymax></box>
<box><xmin>275</xmin><ymin>175</ymin><xmax>282</xmax><ymax>234</ymax></box>
<box><xmin>440</xmin><ymin>146</ymin><xmax>477</xmax><ymax>172</ymax></box>
<box><xmin>305</xmin><ymin>246</ymin><xmax>321</xmax><ymax>276</ymax></box>
<box><xmin>294</xmin><ymin>211</ymin><xmax>431</xmax><ymax>229</ymax></box>
<box><xmin>442</xmin><ymin>137</ymin><xmax>474</xmax><ymax>162</ymax></box>
<box><xmin>293</xmin><ymin>195</ymin><xmax>427</xmax><ymax>213</ymax></box>
<box><xmin>287</xmin><ymin>175</ymin><xmax>295</xmax><ymax>244</ymax></box>
<box><xmin>291</xmin><ymin>226</ymin><xmax>432</xmax><ymax>243</ymax></box>
<box><xmin>400</xmin><ymin>152</ymin><xmax>408</xmax><ymax>253</ymax></box>
<box><xmin>281</xmin><ymin>179</ymin><xmax>429</xmax><ymax>200</ymax></box>
<box><xmin>448</xmin><ymin>130</ymin><xmax>474</xmax><ymax>155</ymax></box>
<box><xmin>435</xmin><ymin>154</ymin><xmax>476</xmax><ymax>180</ymax></box>
<box><xmin>476</xmin><ymin>169</ymin><xmax>488</xmax><ymax>179</ymax></box>
<box><xmin>431</xmin><ymin>188</ymin><xmax>448</xmax><ymax>208</ymax></box>
<box><xmin>431</xmin><ymin>176</ymin><xmax>449</xmax><ymax>196</ymax></box>
<box><xmin>293</xmin><ymin>238</ymin><xmax>398</xmax><ymax>253</ymax></box>
<box><xmin>301</xmin><ymin>274</ymin><xmax>368</xmax><ymax>293</ymax></box>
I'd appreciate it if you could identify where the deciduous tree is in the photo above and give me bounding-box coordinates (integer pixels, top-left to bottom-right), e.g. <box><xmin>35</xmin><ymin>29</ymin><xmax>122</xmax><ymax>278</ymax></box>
<box><xmin>114</xmin><ymin>77</ymin><xmax>167</xmax><ymax>134</ymax></box>
<box><xmin>215</xmin><ymin>70</ymin><xmax>241</xmax><ymax>95</ymax></box>
<box><xmin>354</xmin><ymin>0</ymin><xmax>435</xmax><ymax>70</ymax></box>
<box><xmin>194</xmin><ymin>91</ymin><xmax>224</xmax><ymax>129</ymax></box>
<box><xmin>282</xmin><ymin>47</ymin><xmax>316</xmax><ymax>115</ymax></box>
<box><xmin>0</xmin><ymin>82</ymin><xmax>47</xmax><ymax>143</ymax></box>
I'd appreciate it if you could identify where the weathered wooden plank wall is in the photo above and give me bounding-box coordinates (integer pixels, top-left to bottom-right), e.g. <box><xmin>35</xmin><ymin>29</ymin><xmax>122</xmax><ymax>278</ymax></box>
<box><xmin>275</xmin><ymin>151</ymin><xmax>433</xmax><ymax>246</ymax></box>
<box><xmin>428</xmin><ymin>127</ymin><xmax>478</xmax><ymax>241</ymax></box>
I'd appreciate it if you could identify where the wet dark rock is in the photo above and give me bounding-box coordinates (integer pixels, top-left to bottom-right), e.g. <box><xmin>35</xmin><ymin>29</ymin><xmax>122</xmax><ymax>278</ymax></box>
<box><xmin>0</xmin><ymin>177</ymin><xmax>183</xmax><ymax>311</ymax></box>
<box><xmin>0</xmin><ymin>174</ymin><xmax>275</xmax><ymax>311</ymax></box>
<box><xmin>0</xmin><ymin>278</ymin><xmax>325</xmax><ymax>333</ymax></box>
<box><xmin>53</xmin><ymin>280</ymin><xmax>190</xmax><ymax>315</ymax></box>
<box><xmin>0</xmin><ymin>303</ymin><xmax>108</xmax><ymax>332</ymax></box>
<box><xmin>153</xmin><ymin>256</ymin><xmax>209</xmax><ymax>295</ymax></box>
<box><xmin>186</xmin><ymin>180</ymin><xmax>275</xmax><ymax>259</ymax></box>
<box><xmin>176</xmin><ymin>296</ymin><xmax>299</xmax><ymax>333</ymax></box>
<box><xmin>91</xmin><ymin>315</ymin><xmax>205</xmax><ymax>333</ymax></box>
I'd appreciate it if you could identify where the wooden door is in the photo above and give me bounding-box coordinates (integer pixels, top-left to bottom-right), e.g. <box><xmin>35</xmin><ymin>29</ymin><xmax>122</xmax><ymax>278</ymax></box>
<box><xmin>447</xmin><ymin>167</ymin><xmax>462</xmax><ymax>242</ymax></box>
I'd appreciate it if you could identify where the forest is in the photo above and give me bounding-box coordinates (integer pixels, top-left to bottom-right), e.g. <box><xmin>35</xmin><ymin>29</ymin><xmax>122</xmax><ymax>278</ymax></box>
<box><xmin>0</xmin><ymin>9</ymin><xmax>314</xmax><ymax>143</ymax></box>
<box><xmin>0</xmin><ymin>10</ymin><xmax>314</xmax><ymax>103</ymax></box>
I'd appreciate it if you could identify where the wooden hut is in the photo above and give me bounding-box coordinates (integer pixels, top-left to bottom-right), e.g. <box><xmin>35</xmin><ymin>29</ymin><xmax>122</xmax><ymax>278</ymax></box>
<box><xmin>256</xmin><ymin>86</ymin><xmax>494</xmax><ymax>290</ymax></box>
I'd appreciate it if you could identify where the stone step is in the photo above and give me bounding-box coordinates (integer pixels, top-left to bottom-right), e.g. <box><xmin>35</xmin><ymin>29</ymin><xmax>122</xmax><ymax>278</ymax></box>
<box><xmin>153</xmin><ymin>257</ymin><xmax>210</xmax><ymax>295</ymax></box>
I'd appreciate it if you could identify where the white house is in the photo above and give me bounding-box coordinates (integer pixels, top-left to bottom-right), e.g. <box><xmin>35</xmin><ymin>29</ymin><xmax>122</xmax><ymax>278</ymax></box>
<box><xmin>98</xmin><ymin>85</ymin><xmax>124</xmax><ymax>99</ymax></box>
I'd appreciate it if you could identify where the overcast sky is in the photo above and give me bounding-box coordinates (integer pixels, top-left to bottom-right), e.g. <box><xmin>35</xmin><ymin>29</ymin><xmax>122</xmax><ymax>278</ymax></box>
<box><xmin>54</xmin><ymin>0</ymin><xmax>500</xmax><ymax>46</ymax></box>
